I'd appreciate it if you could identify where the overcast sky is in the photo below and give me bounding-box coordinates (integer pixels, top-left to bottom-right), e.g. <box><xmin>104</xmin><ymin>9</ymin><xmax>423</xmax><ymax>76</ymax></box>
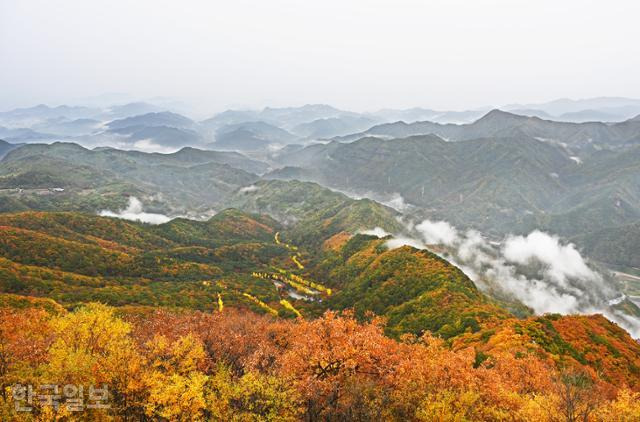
<box><xmin>1</xmin><ymin>0</ymin><xmax>639</xmax><ymax>114</ymax></box>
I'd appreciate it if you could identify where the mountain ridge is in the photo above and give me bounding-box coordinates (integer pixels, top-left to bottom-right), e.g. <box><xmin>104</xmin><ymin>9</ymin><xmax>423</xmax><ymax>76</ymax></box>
<box><xmin>335</xmin><ymin>108</ymin><xmax>640</xmax><ymax>149</ymax></box>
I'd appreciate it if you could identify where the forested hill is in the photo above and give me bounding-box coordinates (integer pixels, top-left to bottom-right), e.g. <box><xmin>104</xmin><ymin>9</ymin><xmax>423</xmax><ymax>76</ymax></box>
<box><xmin>227</xmin><ymin>179</ymin><xmax>405</xmax><ymax>245</ymax></box>
<box><xmin>0</xmin><ymin>142</ymin><xmax>267</xmax><ymax>214</ymax></box>
<box><xmin>1</xmin><ymin>205</ymin><xmax>640</xmax><ymax>397</ymax></box>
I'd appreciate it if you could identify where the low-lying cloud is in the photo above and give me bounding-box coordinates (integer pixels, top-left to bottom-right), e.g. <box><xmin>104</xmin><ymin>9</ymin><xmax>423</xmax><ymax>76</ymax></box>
<box><xmin>382</xmin><ymin>193</ymin><xmax>410</xmax><ymax>212</ymax></box>
<box><xmin>359</xmin><ymin>227</ymin><xmax>390</xmax><ymax>238</ymax></box>
<box><xmin>367</xmin><ymin>219</ymin><xmax>640</xmax><ymax>337</ymax></box>
<box><xmin>99</xmin><ymin>197</ymin><xmax>171</xmax><ymax>224</ymax></box>
<box><xmin>130</xmin><ymin>139</ymin><xmax>182</xmax><ymax>154</ymax></box>
<box><xmin>416</xmin><ymin>220</ymin><xmax>458</xmax><ymax>246</ymax></box>
<box><xmin>335</xmin><ymin>189</ymin><xmax>412</xmax><ymax>213</ymax></box>
<box><xmin>239</xmin><ymin>185</ymin><xmax>259</xmax><ymax>194</ymax></box>
<box><xmin>503</xmin><ymin>231</ymin><xmax>600</xmax><ymax>286</ymax></box>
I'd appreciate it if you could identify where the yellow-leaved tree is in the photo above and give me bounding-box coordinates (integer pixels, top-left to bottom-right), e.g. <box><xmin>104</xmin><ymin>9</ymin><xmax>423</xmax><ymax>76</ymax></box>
<box><xmin>46</xmin><ymin>303</ymin><xmax>146</xmax><ymax>418</ymax></box>
<box><xmin>206</xmin><ymin>365</ymin><xmax>301</xmax><ymax>421</ymax></box>
<box><xmin>143</xmin><ymin>334</ymin><xmax>208</xmax><ymax>421</ymax></box>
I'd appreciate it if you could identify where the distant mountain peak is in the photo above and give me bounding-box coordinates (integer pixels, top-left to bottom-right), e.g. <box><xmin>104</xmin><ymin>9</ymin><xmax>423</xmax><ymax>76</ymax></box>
<box><xmin>483</xmin><ymin>108</ymin><xmax>519</xmax><ymax>118</ymax></box>
<box><xmin>143</xmin><ymin>111</ymin><xmax>182</xmax><ymax>118</ymax></box>
<box><xmin>106</xmin><ymin>111</ymin><xmax>194</xmax><ymax>130</ymax></box>
<box><xmin>474</xmin><ymin>109</ymin><xmax>526</xmax><ymax>125</ymax></box>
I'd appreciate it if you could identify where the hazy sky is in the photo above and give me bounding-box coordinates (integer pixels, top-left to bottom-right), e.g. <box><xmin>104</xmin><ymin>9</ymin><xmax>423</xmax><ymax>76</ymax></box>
<box><xmin>1</xmin><ymin>0</ymin><xmax>639</xmax><ymax>114</ymax></box>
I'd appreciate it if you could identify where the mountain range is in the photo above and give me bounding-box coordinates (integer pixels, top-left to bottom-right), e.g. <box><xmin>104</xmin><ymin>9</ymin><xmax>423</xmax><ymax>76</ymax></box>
<box><xmin>505</xmin><ymin>97</ymin><xmax>640</xmax><ymax>121</ymax></box>
<box><xmin>4</xmin><ymin>123</ymin><xmax>640</xmax><ymax>274</ymax></box>
<box><xmin>335</xmin><ymin>109</ymin><xmax>640</xmax><ymax>150</ymax></box>
<box><xmin>2</xmin><ymin>98</ymin><xmax>640</xmax><ymax>272</ymax></box>
<box><xmin>267</xmin><ymin>131</ymin><xmax>640</xmax><ymax>269</ymax></box>
<box><xmin>3</xmin><ymin>101</ymin><xmax>640</xmax><ymax>416</ymax></box>
<box><xmin>4</xmin><ymin>98</ymin><xmax>639</xmax><ymax>153</ymax></box>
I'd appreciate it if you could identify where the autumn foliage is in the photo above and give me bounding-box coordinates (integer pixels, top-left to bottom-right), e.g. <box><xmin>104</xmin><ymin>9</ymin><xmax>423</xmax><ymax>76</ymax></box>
<box><xmin>1</xmin><ymin>211</ymin><xmax>640</xmax><ymax>420</ymax></box>
<box><xmin>1</xmin><ymin>304</ymin><xmax>639</xmax><ymax>421</ymax></box>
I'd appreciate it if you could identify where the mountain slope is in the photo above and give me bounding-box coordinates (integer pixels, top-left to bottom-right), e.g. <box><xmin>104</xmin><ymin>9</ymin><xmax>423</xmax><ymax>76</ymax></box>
<box><xmin>572</xmin><ymin>222</ymin><xmax>640</xmax><ymax>269</ymax></box>
<box><xmin>291</xmin><ymin>116</ymin><xmax>378</xmax><ymax>138</ymax></box>
<box><xmin>325</xmin><ymin>235</ymin><xmax>509</xmax><ymax>338</ymax></box>
<box><xmin>212</xmin><ymin>121</ymin><xmax>299</xmax><ymax>150</ymax></box>
<box><xmin>0</xmin><ymin>210</ymin><xmax>290</xmax><ymax>309</ymax></box>
<box><xmin>0</xmin><ymin>155</ymin><xmax>117</xmax><ymax>189</ymax></box>
<box><xmin>227</xmin><ymin>179</ymin><xmax>404</xmax><ymax>245</ymax></box>
<box><xmin>0</xmin><ymin>140</ymin><xmax>19</xmax><ymax>159</ymax></box>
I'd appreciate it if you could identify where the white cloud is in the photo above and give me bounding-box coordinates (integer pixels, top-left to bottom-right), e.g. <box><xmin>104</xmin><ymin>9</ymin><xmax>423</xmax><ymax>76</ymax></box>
<box><xmin>131</xmin><ymin>139</ymin><xmax>181</xmax><ymax>154</ymax></box>
<box><xmin>332</xmin><ymin>189</ymin><xmax>413</xmax><ymax>213</ymax></box>
<box><xmin>99</xmin><ymin>197</ymin><xmax>171</xmax><ymax>224</ymax></box>
<box><xmin>416</xmin><ymin>220</ymin><xmax>458</xmax><ymax>246</ymax></box>
<box><xmin>503</xmin><ymin>231</ymin><xmax>600</xmax><ymax>286</ymax></box>
<box><xmin>360</xmin><ymin>227</ymin><xmax>390</xmax><ymax>238</ymax></box>
<box><xmin>379</xmin><ymin>219</ymin><xmax>640</xmax><ymax>337</ymax></box>
<box><xmin>482</xmin><ymin>258</ymin><xmax>581</xmax><ymax>315</ymax></box>
<box><xmin>382</xmin><ymin>193</ymin><xmax>409</xmax><ymax>212</ymax></box>
<box><xmin>239</xmin><ymin>185</ymin><xmax>259</xmax><ymax>193</ymax></box>
<box><xmin>384</xmin><ymin>236</ymin><xmax>425</xmax><ymax>250</ymax></box>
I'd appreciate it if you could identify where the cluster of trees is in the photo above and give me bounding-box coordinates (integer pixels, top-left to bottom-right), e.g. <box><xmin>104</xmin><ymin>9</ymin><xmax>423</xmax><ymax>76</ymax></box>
<box><xmin>0</xmin><ymin>225</ymin><xmax>224</xmax><ymax>280</ymax></box>
<box><xmin>0</xmin><ymin>212</ymin><xmax>172</xmax><ymax>250</ymax></box>
<box><xmin>0</xmin><ymin>211</ymin><xmax>292</xmax><ymax>311</ymax></box>
<box><xmin>153</xmin><ymin>210</ymin><xmax>279</xmax><ymax>249</ymax></box>
<box><xmin>1</xmin><ymin>304</ymin><xmax>639</xmax><ymax>421</ymax></box>
<box><xmin>2</xmin><ymin>210</ymin><xmax>640</xmax><ymax>420</ymax></box>
<box><xmin>323</xmin><ymin>237</ymin><xmax>510</xmax><ymax>339</ymax></box>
